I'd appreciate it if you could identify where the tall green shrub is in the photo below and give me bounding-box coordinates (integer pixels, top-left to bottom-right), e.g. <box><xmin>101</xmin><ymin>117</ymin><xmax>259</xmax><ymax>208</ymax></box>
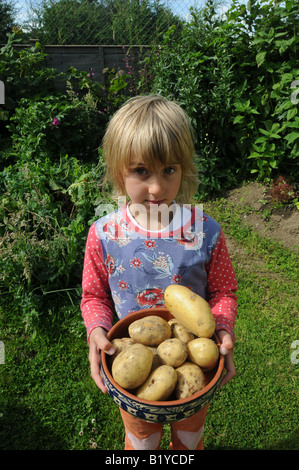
<box><xmin>148</xmin><ymin>0</ymin><xmax>298</xmax><ymax>198</ymax></box>
<box><xmin>229</xmin><ymin>0</ymin><xmax>298</xmax><ymax>180</ymax></box>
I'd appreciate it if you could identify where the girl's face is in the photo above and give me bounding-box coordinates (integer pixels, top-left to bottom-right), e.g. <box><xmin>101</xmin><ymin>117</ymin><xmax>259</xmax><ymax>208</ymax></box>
<box><xmin>121</xmin><ymin>158</ymin><xmax>182</xmax><ymax>229</ymax></box>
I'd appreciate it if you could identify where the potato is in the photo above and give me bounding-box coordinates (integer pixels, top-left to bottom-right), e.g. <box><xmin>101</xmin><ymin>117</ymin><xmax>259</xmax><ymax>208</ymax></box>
<box><xmin>110</xmin><ymin>337</ymin><xmax>135</xmax><ymax>360</ymax></box>
<box><xmin>164</xmin><ymin>285</ymin><xmax>216</xmax><ymax>338</ymax></box>
<box><xmin>174</xmin><ymin>362</ymin><xmax>206</xmax><ymax>399</ymax></box>
<box><xmin>136</xmin><ymin>365</ymin><xmax>177</xmax><ymax>401</ymax></box>
<box><xmin>128</xmin><ymin>315</ymin><xmax>171</xmax><ymax>346</ymax></box>
<box><xmin>157</xmin><ymin>338</ymin><xmax>188</xmax><ymax>368</ymax></box>
<box><xmin>188</xmin><ymin>337</ymin><xmax>219</xmax><ymax>371</ymax></box>
<box><xmin>147</xmin><ymin>346</ymin><xmax>163</xmax><ymax>371</ymax></box>
<box><xmin>168</xmin><ymin>318</ymin><xmax>195</xmax><ymax>343</ymax></box>
<box><xmin>112</xmin><ymin>343</ymin><xmax>153</xmax><ymax>390</ymax></box>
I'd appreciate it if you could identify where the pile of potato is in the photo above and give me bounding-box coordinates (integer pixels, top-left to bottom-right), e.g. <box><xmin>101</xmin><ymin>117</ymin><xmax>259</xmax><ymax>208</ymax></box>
<box><xmin>109</xmin><ymin>285</ymin><xmax>220</xmax><ymax>402</ymax></box>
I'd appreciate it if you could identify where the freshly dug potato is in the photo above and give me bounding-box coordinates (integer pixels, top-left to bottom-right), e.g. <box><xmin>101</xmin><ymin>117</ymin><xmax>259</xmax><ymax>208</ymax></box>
<box><xmin>175</xmin><ymin>362</ymin><xmax>206</xmax><ymax>399</ymax></box>
<box><xmin>157</xmin><ymin>338</ymin><xmax>188</xmax><ymax>368</ymax></box>
<box><xmin>111</xmin><ymin>337</ymin><xmax>135</xmax><ymax>360</ymax></box>
<box><xmin>168</xmin><ymin>318</ymin><xmax>195</xmax><ymax>343</ymax></box>
<box><xmin>188</xmin><ymin>337</ymin><xmax>219</xmax><ymax>371</ymax></box>
<box><xmin>128</xmin><ymin>315</ymin><xmax>171</xmax><ymax>346</ymax></box>
<box><xmin>136</xmin><ymin>365</ymin><xmax>177</xmax><ymax>401</ymax></box>
<box><xmin>112</xmin><ymin>343</ymin><xmax>153</xmax><ymax>390</ymax></box>
<box><xmin>164</xmin><ymin>285</ymin><xmax>216</xmax><ymax>338</ymax></box>
<box><xmin>147</xmin><ymin>346</ymin><xmax>163</xmax><ymax>371</ymax></box>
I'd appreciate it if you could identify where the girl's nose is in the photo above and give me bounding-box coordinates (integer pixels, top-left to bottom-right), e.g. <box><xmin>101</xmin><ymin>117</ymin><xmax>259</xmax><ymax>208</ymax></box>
<box><xmin>148</xmin><ymin>175</ymin><xmax>163</xmax><ymax>195</ymax></box>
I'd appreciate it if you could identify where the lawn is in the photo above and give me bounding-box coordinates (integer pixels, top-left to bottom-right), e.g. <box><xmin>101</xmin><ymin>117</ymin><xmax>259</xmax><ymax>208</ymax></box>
<box><xmin>0</xmin><ymin>195</ymin><xmax>298</xmax><ymax>450</ymax></box>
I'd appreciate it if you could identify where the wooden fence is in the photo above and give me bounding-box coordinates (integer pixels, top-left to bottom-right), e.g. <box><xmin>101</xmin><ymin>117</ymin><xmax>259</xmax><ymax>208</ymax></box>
<box><xmin>11</xmin><ymin>43</ymin><xmax>148</xmax><ymax>88</ymax></box>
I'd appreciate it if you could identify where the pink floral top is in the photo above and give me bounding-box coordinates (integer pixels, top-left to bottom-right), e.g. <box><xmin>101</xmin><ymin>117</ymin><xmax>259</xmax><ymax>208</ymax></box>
<box><xmin>80</xmin><ymin>204</ymin><xmax>238</xmax><ymax>341</ymax></box>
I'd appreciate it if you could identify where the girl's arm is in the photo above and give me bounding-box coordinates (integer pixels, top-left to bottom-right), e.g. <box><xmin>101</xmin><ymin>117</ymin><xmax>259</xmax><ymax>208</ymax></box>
<box><xmin>81</xmin><ymin>223</ymin><xmax>116</xmax><ymax>391</ymax></box>
<box><xmin>206</xmin><ymin>229</ymin><xmax>238</xmax><ymax>387</ymax></box>
<box><xmin>206</xmin><ymin>229</ymin><xmax>238</xmax><ymax>342</ymax></box>
<box><xmin>80</xmin><ymin>223</ymin><xmax>114</xmax><ymax>338</ymax></box>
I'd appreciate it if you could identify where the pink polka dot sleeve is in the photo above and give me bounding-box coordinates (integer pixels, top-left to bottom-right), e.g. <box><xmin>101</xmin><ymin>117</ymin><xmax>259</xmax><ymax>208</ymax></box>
<box><xmin>206</xmin><ymin>229</ymin><xmax>238</xmax><ymax>342</ymax></box>
<box><xmin>80</xmin><ymin>223</ymin><xmax>114</xmax><ymax>339</ymax></box>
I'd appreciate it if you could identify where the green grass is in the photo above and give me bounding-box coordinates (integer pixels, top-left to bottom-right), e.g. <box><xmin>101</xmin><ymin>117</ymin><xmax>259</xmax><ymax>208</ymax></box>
<box><xmin>203</xmin><ymin>199</ymin><xmax>299</xmax><ymax>450</ymax></box>
<box><xmin>0</xmin><ymin>197</ymin><xmax>298</xmax><ymax>450</ymax></box>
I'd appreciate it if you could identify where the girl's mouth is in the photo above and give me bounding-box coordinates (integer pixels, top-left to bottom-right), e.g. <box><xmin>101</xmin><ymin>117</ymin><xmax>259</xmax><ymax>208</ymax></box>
<box><xmin>146</xmin><ymin>200</ymin><xmax>166</xmax><ymax>206</ymax></box>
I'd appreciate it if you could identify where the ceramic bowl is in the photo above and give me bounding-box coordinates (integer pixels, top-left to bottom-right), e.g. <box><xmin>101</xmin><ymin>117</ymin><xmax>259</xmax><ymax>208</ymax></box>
<box><xmin>101</xmin><ymin>308</ymin><xmax>224</xmax><ymax>423</ymax></box>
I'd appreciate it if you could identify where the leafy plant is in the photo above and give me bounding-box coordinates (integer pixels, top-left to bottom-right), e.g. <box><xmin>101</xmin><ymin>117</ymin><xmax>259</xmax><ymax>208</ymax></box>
<box><xmin>0</xmin><ymin>30</ymin><xmax>62</xmax><ymax>119</ymax></box>
<box><xmin>0</xmin><ymin>153</ymin><xmax>108</xmax><ymax>334</ymax></box>
<box><xmin>229</xmin><ymin>0</ymin><xmax>299</xmax><ymax>180</ymax></box>
<box><xmin>269</xmin><ymin>175</ymin><xmax>297</xmax><ymax>204</ymax></box>
<box><xmin>7</xmin><ymin>92</ymin><xmax>103</xmax><ymax>161</ymax></box>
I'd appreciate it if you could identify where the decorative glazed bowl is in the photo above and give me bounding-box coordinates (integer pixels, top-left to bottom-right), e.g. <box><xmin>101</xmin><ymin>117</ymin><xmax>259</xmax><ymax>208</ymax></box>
<box><xmin>101</xmin><ymin>308</ymin><xmax>224</xmax><ymax>423</ymax></box>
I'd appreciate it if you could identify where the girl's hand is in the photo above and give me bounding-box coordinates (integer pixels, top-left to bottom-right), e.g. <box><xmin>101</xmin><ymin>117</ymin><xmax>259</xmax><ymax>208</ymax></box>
<box><xmin>217</xmin><ymin>330</ymin><xmax>236</xmax><ymax>388</ymax></box>
<box><xmin>88</xmin><ymin>327</ymin><xmax>115</xmax><ymax>393</ymax></box>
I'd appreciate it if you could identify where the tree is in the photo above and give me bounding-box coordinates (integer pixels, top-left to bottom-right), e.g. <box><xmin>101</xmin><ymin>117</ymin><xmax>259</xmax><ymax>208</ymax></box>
<box><xmin>28</xmin><ymin>0</ymin><xmax>182</xmax><ymax>45</ymax></box>
<box><xmin>106</xmin><ymin>0</ymin><xmax>181</xmax><ymax>44</ymax></box>
<box><xmin>0</xmin><ymin>0</ymin><xmax>15</xmax><ymax>43</ymax></box>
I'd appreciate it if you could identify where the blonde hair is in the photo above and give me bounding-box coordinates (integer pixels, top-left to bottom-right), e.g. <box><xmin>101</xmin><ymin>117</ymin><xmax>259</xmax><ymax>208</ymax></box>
<box><xmin>102</xmin><ymin>95</ymin><xmax>199</xmax><ymax>203</ymax></box>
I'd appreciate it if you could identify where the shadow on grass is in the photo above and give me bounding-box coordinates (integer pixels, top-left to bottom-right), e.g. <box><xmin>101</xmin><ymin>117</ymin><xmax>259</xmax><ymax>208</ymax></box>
<box><xmin>206</xmin><ymin>428</ymin><xmax>299</xmax><ymax>451</ymax></box>
<box><xmin>0</xmin><ymin>403</ymin><xmax>67</xmax><ymax>450</ymax></box>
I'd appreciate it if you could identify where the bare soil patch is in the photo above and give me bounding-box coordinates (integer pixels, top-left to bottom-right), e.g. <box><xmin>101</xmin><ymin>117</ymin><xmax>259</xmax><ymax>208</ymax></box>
<box><xmin>225</xmin><ymin>182</ymin><xmax>299</xmax><ymax>252</ymax></box>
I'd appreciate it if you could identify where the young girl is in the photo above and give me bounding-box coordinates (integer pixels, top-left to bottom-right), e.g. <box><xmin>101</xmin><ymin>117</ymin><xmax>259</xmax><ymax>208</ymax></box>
<box><xmin>81</xmin><ymin>95</ymin><xmax>238</xmax><ymax>450</ymax></box>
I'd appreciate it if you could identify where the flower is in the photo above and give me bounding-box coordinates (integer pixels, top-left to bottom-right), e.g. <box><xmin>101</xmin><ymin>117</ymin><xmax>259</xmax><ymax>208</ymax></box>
<box><xmin>153</xmin><ymin>255</ymin><xmax>169</xmax><ymax>271</ymax></box>
<box><xmin>130</xmin><ymin>257</ymin><xmax>142</xmax><ymax>268</ymax></box>
<box><xmin>52</xmin><ymin>117</ymin><xmax>61</xmax><ymax>126</ymax></box>
<box><xmin>105</xmin><ymin>254</ymin><xmax>116</xmax><ymax>275</ymax></box>
<box><xmin>88</xmin><ymin>67</ymin><xmax>95</xmax><ymax>78</ymax></box>
<box><xmin>136</xmin><ymin>288</ymin><xmax>164</xmax><ymax>307</ymax></box>
<box><xmin>103</xmin><ymin>219</ymin><xmax>131</xmax><ymax>246</ymax></box>
<box><xmin>172</xmin><ymin>274</ymin><xmax>182</xmax><ymax>284</ymax></box>
<box><xmin>144</xmin><ymin>239</ymin><xmax>156</xmax><ymax>249</ymax></box>
<box><xmin>118</xmin><ymin>280</ymin><xmax>128</xmax><ymax>290</ymax></box>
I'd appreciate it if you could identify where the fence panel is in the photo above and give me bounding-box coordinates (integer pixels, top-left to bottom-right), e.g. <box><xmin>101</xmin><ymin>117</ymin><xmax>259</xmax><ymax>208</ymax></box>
<box><xmin>10</xmin><ymin>43</ymin><xmax>147</xmax><ymax>89</ymax></box>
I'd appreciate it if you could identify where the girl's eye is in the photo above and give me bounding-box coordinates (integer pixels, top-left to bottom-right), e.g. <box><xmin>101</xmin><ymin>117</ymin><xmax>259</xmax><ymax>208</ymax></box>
<box><xmin>164</xmin><ymin>166</ymin><xmax>176</xmax><ymax>175</ymax></box>
<box><xmin>134</xmin><ymin>167</ymin><xmax>148</xmax><ymax>176</ymax></box>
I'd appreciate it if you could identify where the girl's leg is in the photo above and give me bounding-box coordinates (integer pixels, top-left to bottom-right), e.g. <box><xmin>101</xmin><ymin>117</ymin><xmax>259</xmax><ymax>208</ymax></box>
<box><xmin>120</xmin><ymin>408</ymin><xmax>164</xmax><ymax>450</ymax></box>
<box><xmin>170</xmin><ymin>404</ymin><xmax>209</xmax><ymax>450</ymax></box>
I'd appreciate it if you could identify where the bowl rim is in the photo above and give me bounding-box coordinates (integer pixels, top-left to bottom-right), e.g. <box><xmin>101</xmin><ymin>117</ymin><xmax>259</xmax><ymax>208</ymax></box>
<box><xmin>101</xmin><ymin>307</ymin><xmax>225</xmax><ymax>407</ymax></box>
